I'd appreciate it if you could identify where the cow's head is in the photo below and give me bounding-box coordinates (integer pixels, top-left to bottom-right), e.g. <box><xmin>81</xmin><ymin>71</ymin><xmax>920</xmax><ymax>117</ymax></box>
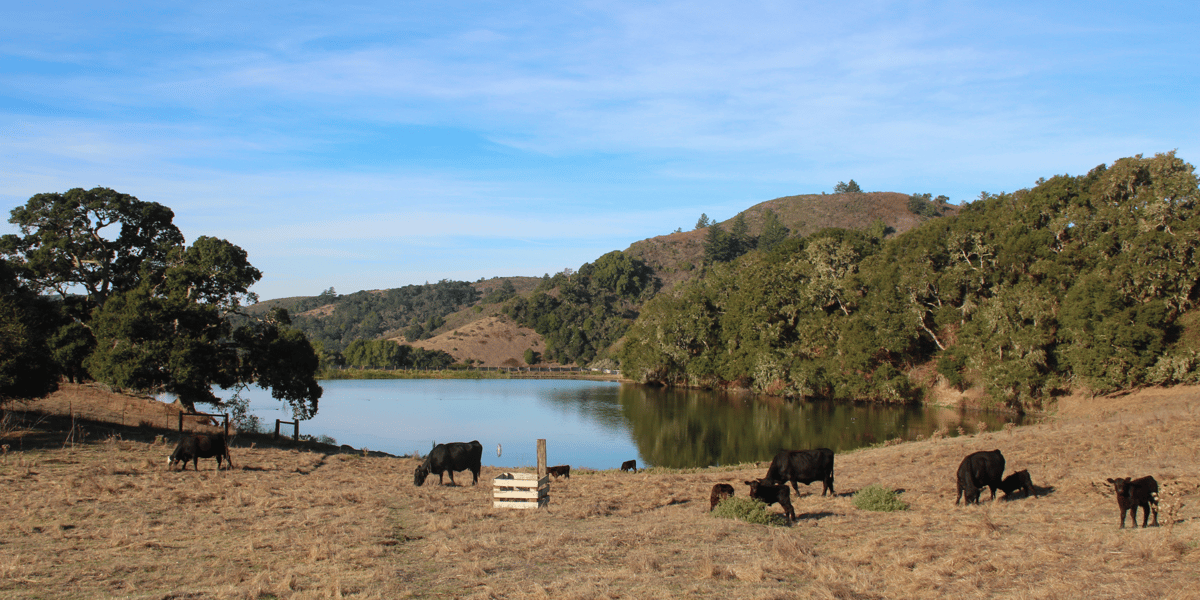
<box><xmin>414</xmin><ymin>465</ymin><xmax>430</xmax><ymax>487</ymax></box>
<box><xmin>1106</xmin><ymin>477</ymin><xmax>1132</xmax><ymax>497</ymax></box>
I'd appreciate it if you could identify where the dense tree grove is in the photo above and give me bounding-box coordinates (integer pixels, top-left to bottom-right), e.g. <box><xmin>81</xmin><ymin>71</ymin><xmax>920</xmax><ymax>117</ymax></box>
<box><xmin>621</xmin><ymin>153</ymin><xmax>1200</xmax><ymax>411</ymax></box>
<box><xmin>340</xmin><ymin>339</ymin><xmax>453</xmax><ymax>370</ymax></box>
<box><xmin>505</xmin><ymin>251</ymin><xmax>659</xmax><ymax>365</ymax></box>
<box><xmin>1</xmin><ymin>188</ymin><xmax>322</xmax><ymax>417</ymax></box>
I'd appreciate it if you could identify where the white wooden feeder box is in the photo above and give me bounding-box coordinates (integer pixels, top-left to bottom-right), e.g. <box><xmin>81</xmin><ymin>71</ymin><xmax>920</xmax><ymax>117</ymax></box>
<box><xmin>492</xmin><ymin>472</ymin><xmax>549</xmax><ymax>509</ymax></box>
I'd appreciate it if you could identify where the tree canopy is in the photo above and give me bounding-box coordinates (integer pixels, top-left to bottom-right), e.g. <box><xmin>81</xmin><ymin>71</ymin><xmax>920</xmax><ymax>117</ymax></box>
<box><xmin>1</xmin><ymin>187</ymin><xmax>322</xmax><ymax>418</ymax></box>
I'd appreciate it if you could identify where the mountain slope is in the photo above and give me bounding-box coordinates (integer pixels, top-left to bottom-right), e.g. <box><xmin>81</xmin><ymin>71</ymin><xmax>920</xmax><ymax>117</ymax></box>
<box><xmin>626</xmin><ymin>191</ymin><xmax>955</xmax><ymax>290</ymax></box>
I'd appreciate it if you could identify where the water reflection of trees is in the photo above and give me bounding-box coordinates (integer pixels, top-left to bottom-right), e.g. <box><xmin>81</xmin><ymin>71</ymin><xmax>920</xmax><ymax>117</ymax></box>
<box><xmin>537</xmin><ymin>384</ymin><xmax>626</xmax><ymax>430</ymax></box>
<box><xmin>619</xmin><ymin>386</ymin><xmax>1018</xmax><ymax>468</ymax></box>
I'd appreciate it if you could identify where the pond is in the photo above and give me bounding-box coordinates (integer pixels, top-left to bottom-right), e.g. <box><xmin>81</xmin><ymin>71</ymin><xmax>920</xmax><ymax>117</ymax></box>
<box><xmin>228</xmin><ymin>379</ymin><xmax>1022</xmax><ymax>470</ymax></box>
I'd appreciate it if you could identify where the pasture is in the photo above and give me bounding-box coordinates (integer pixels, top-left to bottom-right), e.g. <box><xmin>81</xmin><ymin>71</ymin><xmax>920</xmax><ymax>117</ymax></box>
<box><xmin>1</xmin><ymin>385</ymin><xmax>1198</xmax><ymax>599</ymax></box>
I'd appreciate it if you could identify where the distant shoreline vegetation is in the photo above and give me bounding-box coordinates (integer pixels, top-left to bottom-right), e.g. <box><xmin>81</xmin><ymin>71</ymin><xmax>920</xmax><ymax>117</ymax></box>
<box><xmin>317</xmin><ymin>367</ymin><xmax>623</xmax><ymax>381</ymax></box>
<box><xmin>319</xmin><ymin>368</ymin><xmax>502</xmax><ymax>380</ymax></box>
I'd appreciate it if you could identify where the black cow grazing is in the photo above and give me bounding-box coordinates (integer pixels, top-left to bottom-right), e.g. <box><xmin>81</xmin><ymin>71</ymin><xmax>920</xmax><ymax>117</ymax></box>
<box><xmin>744</xmin><ymin>479</ymin><xmax>795</xmax><ymax>522</ymax></box>
<box><xmin>709</xmin><ymin>483</ymin><xmax>735</xmax><ymax>511</ymax></box>
<box><xmin>547</xmin><ymin>465</ymin><xmax>571</xmax><ymax>479</ymax></box>
<box><xmin>621</xmin><ymin>460</ymin><xmax>637</xmax><ymax>473</ymax></box>
<box><xmin>765</xmin><ymin>448</ymin><xmax>835</xmax><ymax>496</ymax></box>
<box><xmin>414</xmin><ymin>440</ymin><xmax>483</xmax><ymax>486</ymax></box>
<box><xmin>1106</xmin><ymin>476</ymin><xmax>1159</xmax><ymax>528</ymax></box>
<box><xmin>998</xmin><ymin>469</ymin><xmax>1037</xmax><ymax>499</ymax></box>
<box><xmin>168</xmin><ymin>433</ymin><xmax>233</xmax><ymax>471</ymax></box>
<box><xmin>956</xmin><ymin>449</ymin><xmax>1005</xmax><ymax>505</ymax></box>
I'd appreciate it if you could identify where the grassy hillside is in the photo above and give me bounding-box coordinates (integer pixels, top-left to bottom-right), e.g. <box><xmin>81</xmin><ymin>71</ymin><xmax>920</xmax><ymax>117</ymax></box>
<box><xmin>626</xmin><ymin>191</ymin><xmax>955</xmax><ymax>291</ymax></box>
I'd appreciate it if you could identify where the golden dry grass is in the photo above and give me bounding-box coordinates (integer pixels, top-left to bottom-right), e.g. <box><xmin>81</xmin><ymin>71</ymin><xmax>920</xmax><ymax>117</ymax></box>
<box><xmin>1</xmin><ymin>385</ymin><xmax>1198</xmax><ymax>599</ymax></box>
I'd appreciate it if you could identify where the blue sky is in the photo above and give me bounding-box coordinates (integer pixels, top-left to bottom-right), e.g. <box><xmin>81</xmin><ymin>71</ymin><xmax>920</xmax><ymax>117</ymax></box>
<box><xmin>2</xmin><ymin>1</ymin><xmax>1197</xmax><ymax>300</ymax></box>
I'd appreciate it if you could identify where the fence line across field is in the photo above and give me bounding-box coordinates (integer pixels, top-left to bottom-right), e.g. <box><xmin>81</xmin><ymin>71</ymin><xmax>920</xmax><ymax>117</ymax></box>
<box><xmin>274</xmin><ymin>419</ymin><xmax>299</xmax><ymax>441</ymax></box>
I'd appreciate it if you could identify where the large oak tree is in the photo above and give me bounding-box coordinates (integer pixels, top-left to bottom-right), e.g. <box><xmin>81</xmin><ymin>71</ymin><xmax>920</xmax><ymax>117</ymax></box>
<box><xmin>1</xmin><ymin>187</ymin><xmax>322</xmax><ymax>417</ymax></box>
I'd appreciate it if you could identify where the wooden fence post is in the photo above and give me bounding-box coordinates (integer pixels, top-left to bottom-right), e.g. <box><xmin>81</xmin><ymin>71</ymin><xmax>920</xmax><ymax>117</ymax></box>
<box><xmin>537</xmin><ymin>439</ymin><xmax>547</xmax><ymax>479</ymax></box>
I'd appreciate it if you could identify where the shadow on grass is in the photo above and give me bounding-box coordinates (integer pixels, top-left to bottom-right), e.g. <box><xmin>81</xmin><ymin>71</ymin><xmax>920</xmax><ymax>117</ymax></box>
<box><xmin>1001</xmin><ymin>484</ymin><xmax>1056</xmax><ymax>501</ymax></box>
<box><xmin>0</xmin><ymin>408</ymin><xmax>393</xmax><ymax>458</ymax></box>
<box><xmin>796</xmin><ymin>511</ymin><xmax>837</xmax><ymax>521</ymax></box>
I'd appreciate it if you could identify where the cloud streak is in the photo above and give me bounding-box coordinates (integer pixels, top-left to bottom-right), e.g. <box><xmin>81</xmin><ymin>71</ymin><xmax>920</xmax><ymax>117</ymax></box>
<box><xmin>2</xmin><ymin>0</ymin><xmax>1197</xmax><ymax>298</ymax></box>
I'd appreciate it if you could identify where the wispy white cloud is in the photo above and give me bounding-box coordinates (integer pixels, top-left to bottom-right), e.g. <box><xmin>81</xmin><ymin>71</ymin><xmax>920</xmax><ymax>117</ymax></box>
<box><xmin>2</xmin><ymin>0</ymin><xmax>1197</xmax><ymax>297</ymax></box>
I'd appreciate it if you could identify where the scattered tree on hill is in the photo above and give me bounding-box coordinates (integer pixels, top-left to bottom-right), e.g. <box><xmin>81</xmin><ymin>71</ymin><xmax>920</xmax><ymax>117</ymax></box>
<box><xmin>729</xmin><ymin>213</ymin><xmax>754</xmax><ymax>256</ymax></box>
<box><xmin>703</xmin><ymin>222</ymin><xmax>732</xmax><ymax>264</ymax></box>
<box><xmin>907</xmin><ymin>193</ymin><xmax>947</xmax><ymax>218</ymax></box>
<box><xmin>834</xmin><ymin>180</ymin><xmax>863</xmax><ymax>194</ymax></box>
<box><xmin>758</xmin><ymin>209</ymin><xmax>790</xmax><ymax>252</ymax></box>
<box><xmin>704</xmin><ymin>215</ymin><xmax>757</xmax><ymax>264</ymax></box>
<box><xmin>695</xmin><ymin>213</ymin><xmax>711</xmax><ymax>229</ymax></box>
<box><xmin>1</xmin><ymin>187</ymin><xmax>323</xmax><ymax>417</ymax></box>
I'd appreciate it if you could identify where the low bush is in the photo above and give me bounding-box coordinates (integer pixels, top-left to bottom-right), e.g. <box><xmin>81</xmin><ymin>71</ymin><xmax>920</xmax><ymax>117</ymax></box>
<box><xmin>710</xmin><ymin>496</ymin><xmax>789</xmax><ymax>526</ymax></box>
<box><xmin>853</xmin><ymin>485</ymin><xmax>909</xmax><ymax>512</ymax></box>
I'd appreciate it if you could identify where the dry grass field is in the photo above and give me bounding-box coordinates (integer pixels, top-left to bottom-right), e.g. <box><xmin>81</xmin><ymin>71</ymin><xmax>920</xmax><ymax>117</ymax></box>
<box><xmin>1</xmin><ymin>385</ymin><xmax>1198</xmax><ymax>599</ymax></box>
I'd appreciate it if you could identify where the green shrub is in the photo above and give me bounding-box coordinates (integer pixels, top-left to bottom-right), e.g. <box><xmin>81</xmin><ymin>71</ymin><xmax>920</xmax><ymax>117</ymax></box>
<box><xmin>710</xmin><ymin>496</ymin><xmax>790</xmax><ymax>526</ymax></box>
<box><xmin>852</xmin><ymin>485</ymin><xmax>909</xmax><ymax>512</ymax></box>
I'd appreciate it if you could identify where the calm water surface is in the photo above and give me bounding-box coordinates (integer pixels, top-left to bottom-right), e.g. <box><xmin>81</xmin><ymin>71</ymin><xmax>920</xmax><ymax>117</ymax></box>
<box><xmin>236</xmin><ymin>379</ymin><xmax>1021</xmax><ymax>470</ymax></box>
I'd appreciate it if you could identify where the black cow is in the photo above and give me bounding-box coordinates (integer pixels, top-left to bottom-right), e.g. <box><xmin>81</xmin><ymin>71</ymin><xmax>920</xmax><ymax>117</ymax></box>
<box><xmin>1106</xmin><ymin>476</ymin><xmax>1159</xmax><ymax>528</ymax></box>
<box><xmin>744</xmin><ymin>479</ymin><xmax>795</xmax><ymax>522</ymax></box>
<box><xmin>621</xmin><ymin>460</ymin><xmax>637</xmax><ymax>473</ymax></box>
<box><xmin>998</xmin><ymin>469</ymin><xmax>1037</xmax><ymax>499</ymax></box>
<box><xmin>547</xmin><ymin>465</ymin><xmax>571</xmax><ymax>479</ymax></box>
<box><xmin>765</xmin><ymin>448</ymin><xmax>835</xmax><ymax>496</ymax></box>
<box><xmin>414</xmin><ymin>441</ymin><xmax>483</xmax><ymax>486</ymax></box>
<box><xmin>956</xmin><ymin>449</ymin><xmax>1005</xmax><ymax>505</ymax></box>
<box><xmin>168</xmin><ymin>433</ymin><xmax>233</xmax><ymax>471</ymax></box>
<box><xmin>709</xmin><ymin>483</ymin><xmax>735</xmax><ymax>511</ymax></box>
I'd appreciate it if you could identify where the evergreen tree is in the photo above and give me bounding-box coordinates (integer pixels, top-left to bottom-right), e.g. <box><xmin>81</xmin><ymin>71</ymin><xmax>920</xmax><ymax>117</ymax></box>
<box><xmin>758</xmin><ymin>209</ymin><xmax>789</xmax><ymax>251</ymax></box>
<box><xmin>834</xmin><ymin>180</ymin><xmax>863</xmax><ymax>194</ymax></box>
<box><xmin>703</xmin><ymin>223</ymin><xmax>733</xmax><ymax>263</ymax></box>
<box><xmin>729</xmin><ymin>213</ymin><xmax>753</xmax><ymax>256</ymax></box>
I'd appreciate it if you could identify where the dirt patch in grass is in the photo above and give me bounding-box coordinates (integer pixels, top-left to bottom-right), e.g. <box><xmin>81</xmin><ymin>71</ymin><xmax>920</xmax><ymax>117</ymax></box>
<box><xmin>1</xmin><ymin>385</ymin><xmax>1198</xmax><ymax>598</ymax></box>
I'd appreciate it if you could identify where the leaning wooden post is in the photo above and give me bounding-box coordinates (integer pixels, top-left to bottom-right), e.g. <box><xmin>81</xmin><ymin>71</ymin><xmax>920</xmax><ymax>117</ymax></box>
<box><xmin>274</xmin><ymin>419</ymin><xmax>281</xmax><ymax>440</ymax></box>
<box><xmin>293</xmin><ymin>420</ymin><xmax>300</xmax><ymax>441</ymax></box>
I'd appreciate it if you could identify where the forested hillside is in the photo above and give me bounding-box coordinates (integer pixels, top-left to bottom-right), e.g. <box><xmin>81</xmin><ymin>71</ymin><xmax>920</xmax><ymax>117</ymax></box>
<box><xmin>246</xmin><ymin>191</ymin><xmax>961</xmax><ymax>369</ymax></box>
<box><xmin>249</xmin><ymin>281</ymin><xmax>482</xmax><ymax>353</ymax></box>
<box><xmin>620</xmin><ymin>152</ymin><xmax>1200</xmax><ymax>411</ymax></box>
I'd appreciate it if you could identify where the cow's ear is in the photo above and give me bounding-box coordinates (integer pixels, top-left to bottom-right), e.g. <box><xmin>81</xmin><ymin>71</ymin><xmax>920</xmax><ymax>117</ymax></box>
<box><xmin>1106</xmin><ymin>478</ymin><xmax>1115</xmax><ymax>484</ymax></box>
